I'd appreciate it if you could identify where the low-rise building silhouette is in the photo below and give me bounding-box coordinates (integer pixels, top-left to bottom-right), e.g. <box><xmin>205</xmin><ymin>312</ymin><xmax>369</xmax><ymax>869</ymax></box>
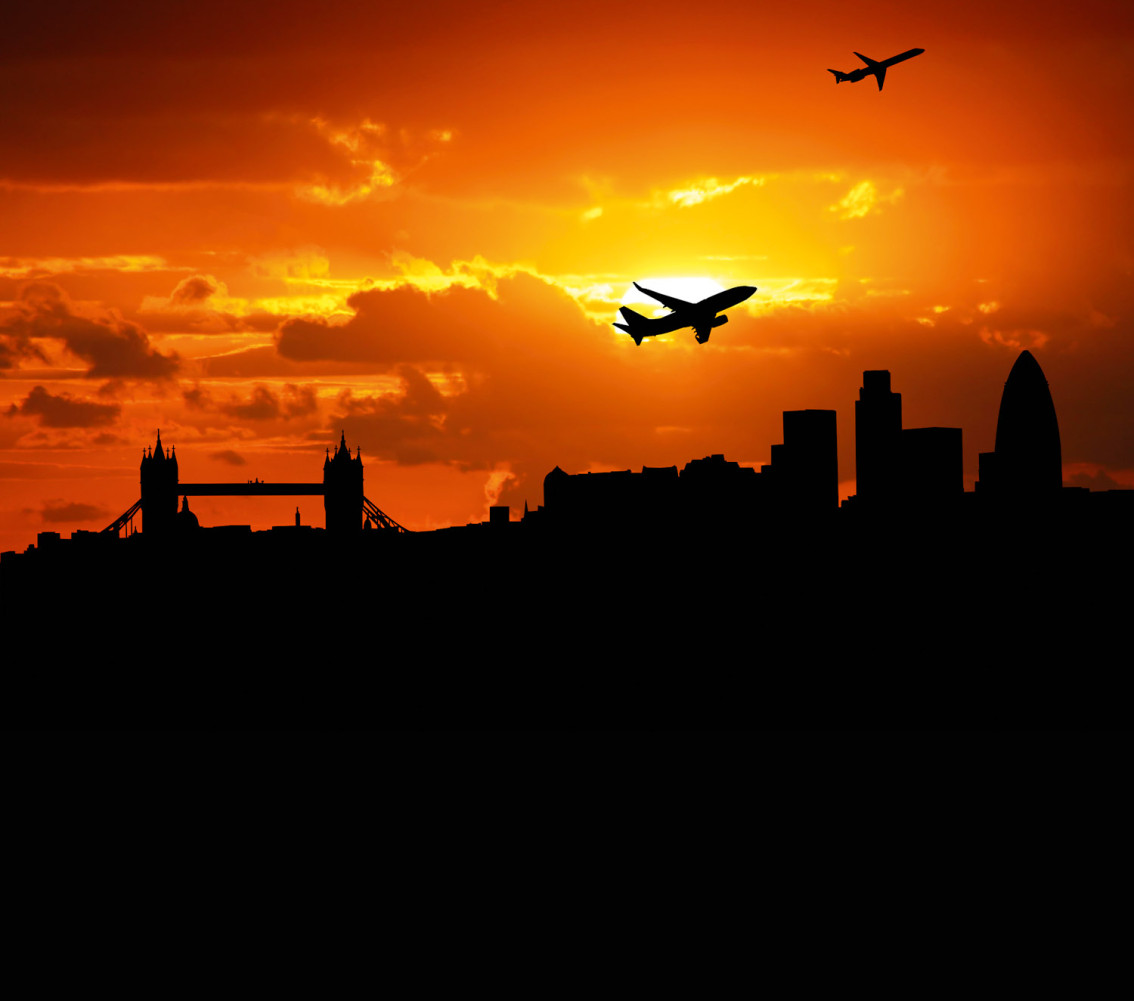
<box><xmin>541</xmin><ymin>408</ymin><xmax>837</xmax><ymax>531</ymax></box>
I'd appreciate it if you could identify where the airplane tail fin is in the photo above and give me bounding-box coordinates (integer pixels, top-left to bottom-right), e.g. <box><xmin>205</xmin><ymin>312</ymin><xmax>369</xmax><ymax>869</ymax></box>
<box><xmin>614</xmin><ymin>307</ymin><xmax>649</xmax><ymax>346</ymax></box>
<box><xmin>828</xmin><ymin>69</ymin><xmax>846</xmax><ymax>83</ymax></box>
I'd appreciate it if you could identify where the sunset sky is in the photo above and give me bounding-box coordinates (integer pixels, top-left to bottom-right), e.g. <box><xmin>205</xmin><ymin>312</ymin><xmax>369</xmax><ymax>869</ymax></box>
<box><xmin>3</xmin><ymin>0</ymin><xmax>1132</xmax><ymax>551</ymax></box>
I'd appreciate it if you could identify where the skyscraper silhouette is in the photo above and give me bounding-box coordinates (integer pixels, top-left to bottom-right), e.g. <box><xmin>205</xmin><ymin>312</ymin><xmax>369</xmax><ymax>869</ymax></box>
<box><xmin>856</xmin><ymin>370</ymin><xmax>902</xmax><ymax>503</ymax></box>
<box><xmin>852</xmin><ymin>371</ymin><xmax>962</xmax><ymax>507</ymax></box>
<box><xmin>978</xmin><ymin>350</ymin><xmax>1062</xmax><ymax>499</ymax></box>
<box><xmin>780</xmin><ymin>409</ymin><xmax>838</xmax><ymax>513</ymax></box>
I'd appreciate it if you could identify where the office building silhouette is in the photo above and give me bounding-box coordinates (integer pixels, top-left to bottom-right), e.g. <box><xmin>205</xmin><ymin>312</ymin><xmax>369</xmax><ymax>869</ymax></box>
<box><xmin>977</xmin><ymin>349</ymin><xmax>1062</xmax><ymax>499</ymax></box>
<box><xmin>779</xmin><ymin>409</ymin><xmax>838</xmax><ymax>514</ymax></box>
<box><xmin>855</xmin><ymin>370</ymin><xmax>902</xmax><ymax>503</ymax></box>
<box><xmin>852</xmin><ymin>371</ymin><xmax>961</xmax><ymax>507</ymax></box>
<box><xmin>541</xmin><ymin>409</ymin><xmax>837</xmax><ymax>530</ymax></box>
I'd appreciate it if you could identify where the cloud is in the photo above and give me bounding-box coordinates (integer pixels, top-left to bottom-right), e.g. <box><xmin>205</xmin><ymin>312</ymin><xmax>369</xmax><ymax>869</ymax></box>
<box><xmin>831</xmin><ymin>180</ymin><xmax>905</xmax><ymax>220</ymax></box>
<box><xmin>40</xmin><ymin>500</ymin><xmax>111</xmax><ymax>524</ymax></box>
<box><xmin>0</xmin><ymin>282</ymin><xmax>178</xmax><ymax>380</ymax></box>
<box><xmin>275</xmin><ymin>269</ymin><xmax>597</xmax><ymax>366</ymax></box>
<box><xmin>183</xmin><ymin>381</ymin><xmax>319</xmax><ymax>422</ymax></box>
<box><xmin>219</xmin><ymin>384</ymin><xmax>318</xmax><ymax>421</ymax></box>
<box><xmin>0</xmin><ymin>332</ymin><xmax>47</xmax><ymax>370</ymax></box>
<box><xmin>6</xmin><ymin>386</ymin><xmax>121</xmax><ymax>428</ymax></box>
<box><xmin>170</xmin><ymin>274</ymin><xmax>225</xmax><ymax>305</ymax></box>
<box><xmin>210</xmin><ymin>449</ymin><xmax>247</xmax><ymax>466</ymax></box>
<box><xmin>139</xmin><ymin>271</ymin><xmax>351</xmax><ymax>333</ymax></box>
<box><xmin>183</xmin><ymin>385</ymin><xmax>214</xmax><ymax>411</ymax></box>
<box><xmin>295</xmin><ymin>117</ymin><xmax>454</xmax><ymax>205</ymax></box>
<box><xmin>1067</xmin><ymin>466</ymin><xmax>1121</xmax><ymax>490</ymax></box>
<box><xmin>666</xmin><ymin>175</ymin><xmax>766</xmax><ymax>208</ymax></box>
<box><xmin>332</xmin><ymin>365</ymin><xmax>450</xmax><ymax>465</ymax></box>
<box><xmin>0</xmin><ymin>255</ymin><xmax>181</xmax><ymax>279</ymax></box>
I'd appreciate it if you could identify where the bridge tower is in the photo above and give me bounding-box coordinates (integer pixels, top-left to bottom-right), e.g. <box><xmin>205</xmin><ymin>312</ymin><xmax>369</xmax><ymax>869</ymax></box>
<box><xmin>324</xmin><ymin>432</ymin><xmax>363</xmax><ymax>534</ymax></box>
<box><xmin>140</xmin><ymin>431</ymin><xmax>179</xmax><ymax>536</ymax></box>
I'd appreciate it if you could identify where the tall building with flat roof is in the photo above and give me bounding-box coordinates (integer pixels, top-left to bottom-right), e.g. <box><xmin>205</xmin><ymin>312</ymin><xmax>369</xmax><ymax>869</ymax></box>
<box><xmin>853</xmin><ymin>371</ymin><xmax>962</xmax><ymax>507</ymax></box>
<box><xmin>780</xmin><ymin>409</ymin><xmax>838</xmax><ymax>513</ymax></box>
<box><xmin>856</xmin><ymin>370</ymin><xmax>902</xmax><ymax>503</ymax></box>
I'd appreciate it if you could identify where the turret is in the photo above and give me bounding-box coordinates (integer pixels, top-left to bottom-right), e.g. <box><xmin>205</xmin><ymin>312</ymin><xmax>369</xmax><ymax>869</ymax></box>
<box><xmin>323</xmin><ymin>431</ymin><xmax>364</xmax><ymax>533</ymax></box>
<box><xmin>140</xmin><ymin>431</ymin><xmax>179</xmax><ymax>536</ymax></box>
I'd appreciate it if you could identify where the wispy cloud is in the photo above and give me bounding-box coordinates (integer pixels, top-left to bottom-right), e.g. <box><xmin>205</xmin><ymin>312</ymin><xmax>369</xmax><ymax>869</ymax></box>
<box><xmin>831</xmin><ymin>180</ymin><xmax>904</xmax><ymax>219</ymax></box>
<box><xmin>0</xmin><ymin>255</ymin><xmax>185</xmax><ymax>279</ymax></box>
<box><xmin>666</xmin><ymin>175</ymin><xmax>766</xmax><ymax>207</ymax></box>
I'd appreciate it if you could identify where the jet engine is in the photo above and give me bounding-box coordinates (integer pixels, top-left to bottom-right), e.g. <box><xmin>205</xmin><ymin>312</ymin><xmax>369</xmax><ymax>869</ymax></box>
<box><xmin>694</xmin><ymin>316</ymin><xmax>729</xmax><ymax>344</ymax></box>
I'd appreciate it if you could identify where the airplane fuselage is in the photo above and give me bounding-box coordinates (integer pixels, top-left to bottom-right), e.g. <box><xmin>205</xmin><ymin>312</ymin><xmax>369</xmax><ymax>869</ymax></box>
<box><xmin>698</xmin><ymin>285</ymin><xmax>758</xmax><ymax>313</ymax></box>
<box><xmin>614</xmin><ymin>284</ymin><xmax>757</xmax><ymax>344</ymax></box>
<box><xmin>828</xmin><ymin>47</ymin><xmax>924</xmax><ymax>90</ymax></box>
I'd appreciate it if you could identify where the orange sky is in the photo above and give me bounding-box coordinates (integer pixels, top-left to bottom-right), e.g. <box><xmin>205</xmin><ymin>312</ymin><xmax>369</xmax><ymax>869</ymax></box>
<box><xmin>3</xmin><ymin>0</ymin><xmax>1132</xmax><ymax>551</ymax></box>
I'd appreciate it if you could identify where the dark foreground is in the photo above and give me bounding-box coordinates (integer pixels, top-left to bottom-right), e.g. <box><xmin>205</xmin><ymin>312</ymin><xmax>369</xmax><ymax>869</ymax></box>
<box><xmin>3</xmin><ymin>511</ymin><xmax>1130</xmax><ymax>730</ymax></box>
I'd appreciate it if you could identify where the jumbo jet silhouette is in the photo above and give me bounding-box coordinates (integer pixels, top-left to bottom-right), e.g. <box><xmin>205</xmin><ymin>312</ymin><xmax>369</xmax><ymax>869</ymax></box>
<box><xmin>614</xmin><ymin>283</ymin><xmax>757</xmax><ymax>345</ymax></box>
<box><xmin>828</xmin><ymin>48</ymin><xmax>924</xmax><ymax>91</ymax></box>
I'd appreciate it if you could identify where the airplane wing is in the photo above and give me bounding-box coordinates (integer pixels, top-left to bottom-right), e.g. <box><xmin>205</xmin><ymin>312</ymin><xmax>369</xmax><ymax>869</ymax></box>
<box><xmin>876</xmin><ymin>66</ymin><xmax>887</xmax><ymax>90</ymax></box>
<box><xmin>854</xmin><ymin>52</ymin><xmax>880</xmax><ymax>68</ymax></box>
<box><xmin>633</xmin><ymin>283</ymin><xmax>693</xmax><ymax>312</ymax></box>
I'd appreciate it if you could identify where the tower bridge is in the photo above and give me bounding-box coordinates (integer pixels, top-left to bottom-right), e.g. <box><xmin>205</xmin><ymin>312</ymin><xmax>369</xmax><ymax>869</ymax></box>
<box><xmin>103</xmin><ymin>431</ymin><xmax>407</xmax><ymax>537</ymax></box>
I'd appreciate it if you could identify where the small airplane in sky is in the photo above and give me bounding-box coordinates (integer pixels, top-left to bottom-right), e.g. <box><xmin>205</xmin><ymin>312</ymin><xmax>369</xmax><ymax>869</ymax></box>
<box><xmin>614</xmin><ymin>283</ymin><xmax>757</xmax><ymax>345</ymax></box>
<box><xmin>828</xmin><ymin>48</ymin><xmax>924</xmax><ymax>91</ymax></box>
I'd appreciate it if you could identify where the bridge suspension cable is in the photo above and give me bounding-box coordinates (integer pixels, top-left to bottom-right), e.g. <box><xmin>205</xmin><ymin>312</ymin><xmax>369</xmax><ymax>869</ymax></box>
<box><xmin>102</xmin><ymin>499</ymin><xmax>142</xmax><ymax>537</ymax></box>
<box><xmin>363</xmin><ymin>496</ymin><xmax>411</xmax><ymax>533</ymax></box>
<box><xmin>99</xmin><ymin>496</ymin><xmax>408</xmax><ymax>534</ymax></box>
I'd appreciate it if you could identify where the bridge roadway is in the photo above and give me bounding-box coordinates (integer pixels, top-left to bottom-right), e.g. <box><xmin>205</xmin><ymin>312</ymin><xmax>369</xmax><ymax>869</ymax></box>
<box><xmin>177</xmin><ymin>482</ymin><xmax>326</xmax><ymax>496</ymax></box>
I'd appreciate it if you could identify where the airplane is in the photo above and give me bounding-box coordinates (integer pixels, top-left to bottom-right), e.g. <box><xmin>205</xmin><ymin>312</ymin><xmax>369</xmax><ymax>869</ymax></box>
<box><xmin>827</xmin><ymin>48</ymin><xmax>924</xmax><ymax>91</ymax></box>
<box><xmin>613</xmin><ymin>282</ymin><xmax>757</xmax><ymax>345</ymax></box>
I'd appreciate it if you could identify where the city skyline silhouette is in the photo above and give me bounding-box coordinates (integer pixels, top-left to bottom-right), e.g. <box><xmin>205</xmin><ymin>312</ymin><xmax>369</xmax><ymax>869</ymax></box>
<box><xmin>3</xmin><ymin>2</ymin><xmax>1134</xmax><ymax>558</ymax></box>
<box><xmin>3</xmin><ymin>347</ymin><xmax>1130</xmax><ymax>727</ymax></box>
<box><xmin>2</xmin><ymin>2</ymin><xmax>1132</xmax><ymax>726</ymax></box>
<box><xmin>5</xmin><ymin>346</ymin><xmax>1129</xmax><ymax>572</ymax></box>
<box><xmin>5</xmin><ymin>342</ymin><xmax>1125</xmax><ymax>548</ymax></box>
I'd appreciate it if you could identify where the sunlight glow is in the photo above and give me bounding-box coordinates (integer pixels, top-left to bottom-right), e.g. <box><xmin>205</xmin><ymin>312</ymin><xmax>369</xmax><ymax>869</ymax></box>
<box><xmin>620</xmin><ymin>277</ymin><xmax>727</xmax><ymax>308</ymax></box>
<box><xmin>831</xmin><ymin>180</ymin><xmax>905</xmax><ymax>220</ymax></box>
<box><xmin>667</xmin><ymin>175</ymin><xmax>765</xmax><ymax>207</ymax></box>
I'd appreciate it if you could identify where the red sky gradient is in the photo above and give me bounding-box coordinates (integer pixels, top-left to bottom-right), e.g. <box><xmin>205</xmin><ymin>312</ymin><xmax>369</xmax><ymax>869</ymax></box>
<box><xmin>3</xmin><ymin>0</ymin><xmax>1133</xmax><ymax>550</ymax></box>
